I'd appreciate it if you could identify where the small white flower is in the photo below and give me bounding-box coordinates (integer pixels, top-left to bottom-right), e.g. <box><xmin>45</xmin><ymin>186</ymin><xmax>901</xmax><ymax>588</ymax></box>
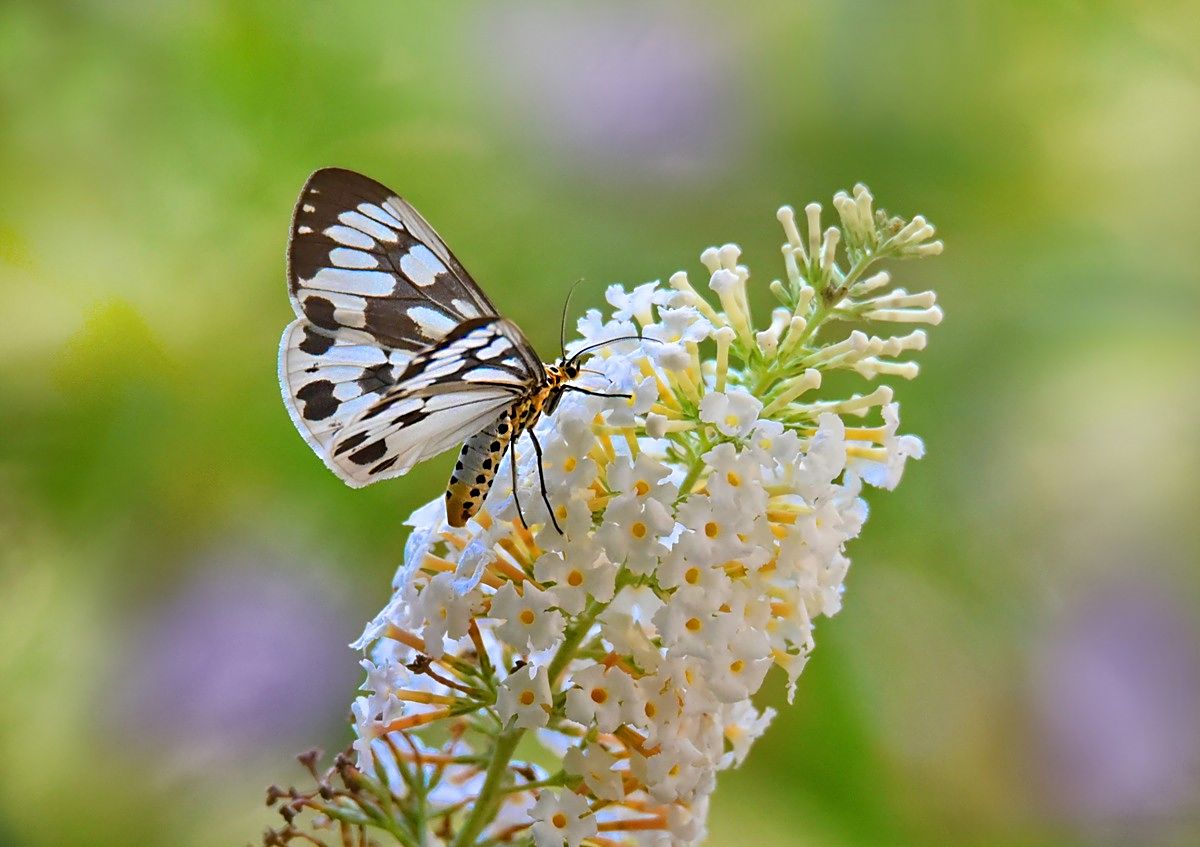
<box><xmin>564</xmin><ymin>742</ymin><xmax>625</xmax><ymax>801</ymax></box>
<box><xmin>796</xmin><ymin>412</ymin><xmax>847</xmax><ymax>492</ymax></box>
<box><xmin>847</xmin><ymin>402</ymin><xmax>925</xmax><ymax>489</ymax></box>
<box><xmin>596</xmin><ymin>494</ymin><xmax>673</xmax><ymax>576</ymax></box>
<box><xmin>653</xmin><ymin>590</ymin><xmax>737</xmax><ymax>655</ymax></box>
<box><xmin>632</xmin><ymin>734</ymin><xmax>711</xmax><ymax>804</ymax></box>
<box><xmin>541</xmin><ymin>426</ymin><xmax>599</xmax><ymax>497</ymax></box>
<box><xmin>350</xmin><ymin>696</ymin><xmax>379</xmax><ymax>772</ymax></box>
<box><xmin>699</xmin><ymin>389</ymin><xmax>763</xmax><ymax>438</ymax></box>
<box><xmin>533</xmin><ymin>540</ymin><xmax>616</xmax><ymax>616</ymax></box>
<box><xmin>607</xmin><ymin>452</ymin><xmax>677</xmax><ymax>505</ymax></box>
<box><xmin>415</xmin><ymin>573</ymin><xmax>479</xmax><ymax>657</ymax></box>
<box><xmin>490</xmin><ymin>582</ymin><xmax>565</xmax><ymax>653</ymax></box>
<box><xmin>705</xmin><ymin>627</ymin><xmax>772</xmax><ymax>704</ymax></box>
<box><xmin>530</xmin><ymin>790</ymin><xmax>597</xmax><ymax>847</ymax></box>
<box><xmin>673</xmin><ymin>494</ymin><xmax>755</xmax><ymax>566</ymax></box>
<box><xmin>565</xmin><ymin>664</ymin><xmax>638</xmax><ymax>733</ymax></box>
<box><xmin>497</xmin><ymin>664</ymin><xmax>553</xmax><ymax>730</ymax></box>
<box><xmin>607</xmin><ymin>280</ymin><xmax>669</xmax><ymax>325</ymax></box>
<box><xmin>605</xmin><ymin>374</ymin><xmax>658</xmax><ymax>427</ymax></box>
<box><xmin>719</xmin><ymin>702</ymin><xmax>776</xmax><ymax>769</ymax></box>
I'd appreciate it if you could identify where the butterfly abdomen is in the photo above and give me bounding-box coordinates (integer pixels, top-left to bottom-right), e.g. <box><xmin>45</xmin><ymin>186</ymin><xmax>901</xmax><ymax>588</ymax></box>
<box><xmin>446</xmin><ymin>409</ymin><xmax>518</xmax><ymax>527</ymax></box>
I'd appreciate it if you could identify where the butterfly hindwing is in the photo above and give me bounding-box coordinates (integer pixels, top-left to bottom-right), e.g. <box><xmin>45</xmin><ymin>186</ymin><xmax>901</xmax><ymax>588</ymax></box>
<box><xmin>278</xmin><ymin>319</ymin><xmax>413</xmax><ymax>462</ymax></box>
<box><xmin>326</xmin><ymin>318</ymin><xmax>543</xmax><ymax>487</ymax></box>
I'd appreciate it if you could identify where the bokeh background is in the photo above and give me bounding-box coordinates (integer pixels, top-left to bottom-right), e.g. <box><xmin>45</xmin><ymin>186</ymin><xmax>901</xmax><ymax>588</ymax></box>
<box><xmin>2</xmin><ymin>1</ymin><xmax>1198</xmax><ymax>845</ymax></box>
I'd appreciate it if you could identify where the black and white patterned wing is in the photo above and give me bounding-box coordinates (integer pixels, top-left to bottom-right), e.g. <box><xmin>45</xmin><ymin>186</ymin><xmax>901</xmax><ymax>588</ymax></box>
<box><xmin>329</xmin><ymin>318</ymin><xmax>544</xmax><ymax>486</ymax></box>
<box><xmin>287</xmin><ymin>167</ymin><xmax>499</xmax><ymax>347</ymax></box>
<box><xmin>279</xmin><ymin>168</ymin><xmax>507</xmax><ymax>479</ymax></box>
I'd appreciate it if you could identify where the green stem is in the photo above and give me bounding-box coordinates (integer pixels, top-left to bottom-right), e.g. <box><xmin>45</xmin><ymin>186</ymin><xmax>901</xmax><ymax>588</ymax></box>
<box><xmin>750</xmin><ymin>255</ymin><xmax>879</xmax><ymax>399</ymax></box>
<box><xmin>674</xmin><ymin>431</ymin><xmax>711</xmax><ymax>500</ymax></box>
<box><xmin>548</xmin><ymin>601</ymin><xmax>603</xmax><ymax>684</ymax></box>
<box><xmin>678</xmin><ymin>454</ymin><xmax>706</xmax><ymax>497</ymax></box>
<box><xmin>453</xmin><ymin>606</ymin><xmax>603</xmax><ymax>847</ymax></box>
<box><xmin>451</xmin><ymin>727</ymin><xmax>524</xmax><ymax>847</ymax></box>
<box><xmin>497</xmin><ymin>773</ymin><xmax>567</xmax><ymax>795</ymax></box>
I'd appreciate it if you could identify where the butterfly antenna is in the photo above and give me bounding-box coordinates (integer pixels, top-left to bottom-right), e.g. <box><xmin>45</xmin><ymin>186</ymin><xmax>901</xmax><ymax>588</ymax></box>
<box><xmin>559</xmin><ymin>278</ymin><xmax>585</xmax><ymax>361</ymax></box>
<box><xmin>565</xmin><ymin>334</ymin><xmax>658</xmax><ymax>368</ymax></box>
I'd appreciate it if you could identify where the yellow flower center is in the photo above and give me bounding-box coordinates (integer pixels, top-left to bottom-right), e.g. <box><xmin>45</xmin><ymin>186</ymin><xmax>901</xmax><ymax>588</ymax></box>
<box><xmin>520</xmin><ymin>609</ymin><xmax>535</xmax><ymax>626</ymax></box>
<box><xmin>631</xmin><ymin>521</ymin><xmax>647</xmax><ymax>539</ymax></box>
<box><xmin>567</xmin><ymin>570</ymin><xmax>584</xmax><ymax>587</ymax></box>
<box><xmin>519</xmin><ymin>690</ymin><xmax>536</xmax><ymax>706</ymax></box>
<box><xmin>634</xmin><ymin>479</ymin><xmax>650</xmax><ymax>496</ymax></box>
<box><xmin>705</xmin><ymin>521</ymin><xmax>719</xmax><ymax>538</ymax></box>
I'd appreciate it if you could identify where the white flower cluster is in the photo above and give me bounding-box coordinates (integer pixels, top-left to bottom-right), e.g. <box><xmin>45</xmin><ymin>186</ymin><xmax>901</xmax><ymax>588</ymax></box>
<box><xmin>347</xmin><ymin>186</ymin><xmax>941</xmax><ymax>847</ymax></box>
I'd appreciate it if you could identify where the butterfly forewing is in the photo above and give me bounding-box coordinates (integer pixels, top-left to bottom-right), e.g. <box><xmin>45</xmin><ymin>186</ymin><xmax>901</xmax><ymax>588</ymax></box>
<box><xmin>288</xmin><ymin>167</ymin><xmax>498</xmax><ymax>350</ymax></box>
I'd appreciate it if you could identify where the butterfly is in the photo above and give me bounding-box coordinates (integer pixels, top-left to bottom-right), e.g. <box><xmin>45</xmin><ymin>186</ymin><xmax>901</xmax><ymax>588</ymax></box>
<box><xmin>278</xmin><ymin>168</ymin><xmax>632</xmax><ymax>532</ymax></box>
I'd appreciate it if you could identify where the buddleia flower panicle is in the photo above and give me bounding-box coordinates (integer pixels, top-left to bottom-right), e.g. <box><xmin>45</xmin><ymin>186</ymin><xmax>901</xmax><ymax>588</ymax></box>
<box><xmin>266</xmin><ymin>184</ymin><xmax>943</xmax><ymax>847</ymax></box>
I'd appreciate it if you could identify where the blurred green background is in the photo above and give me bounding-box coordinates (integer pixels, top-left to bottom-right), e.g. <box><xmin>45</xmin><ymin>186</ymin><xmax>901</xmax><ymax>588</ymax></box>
<box><xmin>2</xmin><ymin>1</ymin><xmax>1198</xmax><ymax>845</ymax></box>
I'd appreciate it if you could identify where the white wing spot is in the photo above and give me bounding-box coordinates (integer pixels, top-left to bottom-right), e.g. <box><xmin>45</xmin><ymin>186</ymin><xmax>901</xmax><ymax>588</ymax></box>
<box><xmin>464</xmin><ymin>368</ymin><xmax>523</xmax><ymax>385</ymax></box>
<box><xmin>407</xmin><ymin>306</ymin><xmax>458</xmax><ymax>338</ymax></box>
<box><xmin>476</xmin><ymin>337</ymin><xmax>513</xmax><ymax>360</ymax></box>
<box><xmin>399</xmin><ymin>244</ymin><xmax>448</xmax><ymax>287</ymax></box>
<box><xmin>306</xmin><ymin>267</ymin><xmax>396</xmax><ymax>297</ymax></box>
<box><xmin>339</xmin><ymin>210</ymin><xmax>398</xmax><ymax>243</ymax></box>
<box><xmin>334</xmin><ymin>307</ymin><xmax>367</xmax><ymax>329</ymax></box>
<box><xmin>302</xmin><ymin>204</ymin><xmax>315</xmax><ymax>213</ymax></box>
<box><xmin>329</xmin><ymin>248</ymin><xmax>379</xmax><ymax>269</ymax></box>
<box><xmin>417</xmin><ymin>358</ymin><xmax>469</xmax><ymax>381</ymax></box>
<box><xmin>297</xmin><ymin>225</ymin><xmax>313</xmax><ymax>234</ymax></box>
<box><xmin>333</xmin><ymin>381</ymin><xmax>363</xmax><ymax>402</ymax></box>
<box><xmin>452</xmin><ymin>298</ymin><xmax>483</xmax><ymax>318</ymax></box>
<box><xmin>389</xmin><ymin>398</ymin><xmax>424</xmax><ymax>417</ymax></box>
<box><xmin>358</xmin><ymin>202</ymin><xmax>407</xmax><ymax>231</ymax></box>
<box><xmin>324</xmin><ymin>225</ymin><xmax>375</xmax><ymax>249</ymax></box>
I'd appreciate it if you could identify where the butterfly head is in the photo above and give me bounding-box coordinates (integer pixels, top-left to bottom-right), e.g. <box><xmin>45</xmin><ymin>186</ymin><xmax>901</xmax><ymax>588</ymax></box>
<box><xmin>541</xmin><ymin>359</ymin><xmax>580</xmax><ymax>417</ymax></box>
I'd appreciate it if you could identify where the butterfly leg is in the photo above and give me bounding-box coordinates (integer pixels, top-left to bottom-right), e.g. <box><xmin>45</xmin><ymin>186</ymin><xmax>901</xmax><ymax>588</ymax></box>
<box><xmin>526</xmin><ymin>429</ymin><xmax>563</xmax><ymax>534</ymax></box>
<box><xmin>510</xmin><ymin>439</ymin><xmax>529</xmax><ymax>530</ymax></box>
